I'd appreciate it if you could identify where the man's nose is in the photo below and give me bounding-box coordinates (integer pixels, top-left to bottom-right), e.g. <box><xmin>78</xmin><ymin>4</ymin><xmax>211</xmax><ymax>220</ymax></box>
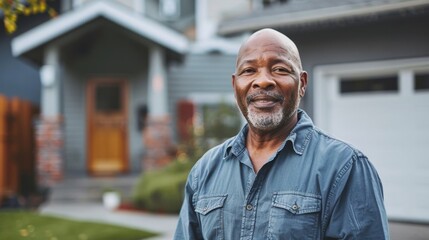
<box><xmin>252</xmin><ymin>71</ymin><xmax>275</xmax><ymax>90</ymax></box>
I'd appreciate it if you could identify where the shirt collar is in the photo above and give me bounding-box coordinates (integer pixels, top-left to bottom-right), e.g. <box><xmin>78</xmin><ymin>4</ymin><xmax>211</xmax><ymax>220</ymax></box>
<box><xmin>286</xmin><ymin>109</ymin><xmax>314</xmax><ymax>155</ymax></box>
<box><xmin>224</xmin><ymin>109</ymin><xmax>314</xmax><ymax>159</ymax></box>
<box><xmin>224</xmin><ymin>124</ymin><xmax>248</xmax><ymax>159</ymax></box>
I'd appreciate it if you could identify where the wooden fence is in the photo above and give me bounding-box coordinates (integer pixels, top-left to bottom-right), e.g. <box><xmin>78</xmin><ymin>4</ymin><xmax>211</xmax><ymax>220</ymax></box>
<box><xmin>0</xmin><ymin>94</ymin><xmax>38</xmax><ymax>203</ymax></box>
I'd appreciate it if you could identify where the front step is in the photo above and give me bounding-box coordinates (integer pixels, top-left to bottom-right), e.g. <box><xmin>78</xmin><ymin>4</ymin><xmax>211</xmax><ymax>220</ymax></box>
<box><xmin>47</xmin><ymin>175</ymin><xmax>140</xmax><ymax>203</ymax></box>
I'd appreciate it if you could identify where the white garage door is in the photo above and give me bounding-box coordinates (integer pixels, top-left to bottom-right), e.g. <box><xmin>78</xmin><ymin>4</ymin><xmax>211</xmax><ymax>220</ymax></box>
<box><xmin>314</xmin><ymin>58</ymin><xmax>429</xmax><ymax>223</ymax></box>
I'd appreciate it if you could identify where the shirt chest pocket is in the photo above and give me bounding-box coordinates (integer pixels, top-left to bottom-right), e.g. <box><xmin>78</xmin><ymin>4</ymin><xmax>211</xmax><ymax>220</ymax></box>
<box><xmin>268</xmin><ymin>192</ymin><xmax>321</xmax><ymax>240</ymax></box>
<box><xmin>195</xmin><ymin>195</ymin><xmax>227</xmax><ymax>240</ymax></box>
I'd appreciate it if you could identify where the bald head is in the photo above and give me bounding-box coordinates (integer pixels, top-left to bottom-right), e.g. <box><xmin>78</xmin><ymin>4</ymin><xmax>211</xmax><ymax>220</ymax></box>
<box><xmin>236</xmin><ymin>28</ymin><xmax>303</xmax><ymax>71</ymax></box>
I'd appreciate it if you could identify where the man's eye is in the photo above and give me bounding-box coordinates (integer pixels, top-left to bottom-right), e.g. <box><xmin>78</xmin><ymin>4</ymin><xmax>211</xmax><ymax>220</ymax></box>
<box><xmin>273</xmin><ymin>67</ymin><xmax>290</xmax><ymax>74</ymax></box>
<box><xmin>241</xmin><ymin>68</ymin><xmax>255</xmax><ymax>75</ymax></box>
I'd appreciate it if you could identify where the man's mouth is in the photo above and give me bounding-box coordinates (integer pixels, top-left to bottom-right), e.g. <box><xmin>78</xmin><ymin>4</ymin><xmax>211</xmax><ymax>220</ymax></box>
<box><xmin>250</xmin><ymin>97</ymin><xmax>279</xmax><ymax>108</ymax></box>
<box><xmin>247</xmin><ymin>91</ymin><xmax>284</xmax><ymax>109</ymax></box>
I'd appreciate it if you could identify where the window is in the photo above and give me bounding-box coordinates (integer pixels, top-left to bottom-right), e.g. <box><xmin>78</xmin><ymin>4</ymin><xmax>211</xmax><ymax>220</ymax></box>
<box><xmin>159</xmin><ymin>0</ymin><xmax>180</xmax><ymax>19</ymax></box>
<box><xmin>340</xmin><ymin>76</ymin><xmax>398</xmax><ymax>94</ymax></box>
<box><xmin>187</xmin><ymin>93</ymin><xmax>243</xmax><ymax>148</ymax></box>
<box><xmin>414</xmin><ymin>73</ymin><xmax>429</xmax><ymax>91</ymax></box>
<box><xmin>263</xmin><ymin>0</ymin><xmax>288</xmax><ymax>8</ymax></box>
<box><xmin>95</xmin><ymin>84</ymin><xmax>122</xmax><ymax>113</ymax></box>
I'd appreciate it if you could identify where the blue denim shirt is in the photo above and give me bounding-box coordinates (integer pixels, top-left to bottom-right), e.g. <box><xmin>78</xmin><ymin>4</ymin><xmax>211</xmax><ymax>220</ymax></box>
<box><xmin>174</xmin><ymin>110</ymin><xmax>389</xmax><ymax>239</ymax></box>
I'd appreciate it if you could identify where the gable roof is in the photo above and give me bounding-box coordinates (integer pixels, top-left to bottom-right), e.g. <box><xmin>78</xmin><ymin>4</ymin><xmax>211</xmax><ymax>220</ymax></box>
<box><xmin>11</xmin><ymin>0</ymin><xmax>189</xmax><ymax>63</ymax></box>
<box><xmin>218</xmin><ymin>0</ymin><xmax>429</xmax><ymax>35</ymax></box>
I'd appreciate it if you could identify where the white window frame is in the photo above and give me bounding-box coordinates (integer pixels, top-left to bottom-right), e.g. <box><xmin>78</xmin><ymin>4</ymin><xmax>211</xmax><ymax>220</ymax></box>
<box><xmin>159</xmin><ymin>0</ymin><xmax>180</xmax><ymax>20</ymax></box>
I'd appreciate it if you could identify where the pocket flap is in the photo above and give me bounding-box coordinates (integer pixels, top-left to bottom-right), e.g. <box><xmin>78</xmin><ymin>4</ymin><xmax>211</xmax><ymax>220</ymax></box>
<box><xmin>273</xmin><ymin>192</ymin><xmax>321</xmax><ymax>215</ymax></box>
<box><xmin>195</xmin><ymin>195</ymin><xmax>227</xmax><ymax>215</ymax></box>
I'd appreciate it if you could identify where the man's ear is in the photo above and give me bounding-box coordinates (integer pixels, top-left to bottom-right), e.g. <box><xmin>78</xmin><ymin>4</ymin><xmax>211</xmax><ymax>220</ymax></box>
<box><xmin>232</xmin><ymin>74</ymin><xmax>236</xmax><ymax>88</ymax></box>
<box><xmin>299</xmin><ymin>71</ymin><xmax>308</xmax><ymax>98</ymax></box>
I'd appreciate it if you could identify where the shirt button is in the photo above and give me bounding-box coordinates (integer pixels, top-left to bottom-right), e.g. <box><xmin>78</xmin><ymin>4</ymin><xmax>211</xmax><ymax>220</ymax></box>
<box><xmin>292</xmin><ymin>204</ymin><xmax>299</xmax><ymax>211</ymax></box>
<box><xmin>246</xmin><ymin>204</ymin><xmax>253</xmax><ymax>211</ymax></box>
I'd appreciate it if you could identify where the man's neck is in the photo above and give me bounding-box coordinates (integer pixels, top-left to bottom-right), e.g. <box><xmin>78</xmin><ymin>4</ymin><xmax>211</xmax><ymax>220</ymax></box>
<box><xmin>246</xmin><ymin>113</ymin><xmax>298</xmax><ymax>173</ymax></box>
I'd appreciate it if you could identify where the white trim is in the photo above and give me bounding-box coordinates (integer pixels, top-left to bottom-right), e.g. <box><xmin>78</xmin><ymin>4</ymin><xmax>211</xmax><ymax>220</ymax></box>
<box><xmin>133</xmin><ymin>0</ymin><xmax>145</xmax><ymax>14</ymax></box>
<box><xmin>190</xmin><ymin>37</ymin><xmax>242</xmax><ymax>54</ymax></box>
<box><xmin>314</xmin><ymin>57</ymin><xmax>429</xmax><ymax>129</ymax></box>
<box><xmin>12</xmin><ymin>0</ymin><xmax>188</xmax><ymax>57</ymax></box>
<box><xmin>187</xmin><ymin>92</ymin><xmax>236</xmax><ymax>105</ymax></box>
<box><xmin>159</xmin><ymin>0</ymin><xmax>181</xmax><ymax>20</ymax></box>
<box><xmin>41</xmin><ymin>45</ymin><xmax>61</xmax><ymax>117</ymax></box>
<box><xmin>399</xmin><ymin>70</ymin><xmax>414</xmax><ymax>97</ymax></box>
<box><xmin>147</xmin><ymin>46</ymin><xmax>168</xmax><ymax>117</ymax></box>
<box><xmin>219</xmin><ymin>0</ymin><xmax>429</xmax><ymax>34</ymax></box>
<box><xmin>196</xmin><ymin>0</ymin><xmax>215</xmax><ymax>41</ymax></box>
<box><xmin>73</xmin><ymin>0</ymin><xmax>83</xmax><ymax>9</ymax></box>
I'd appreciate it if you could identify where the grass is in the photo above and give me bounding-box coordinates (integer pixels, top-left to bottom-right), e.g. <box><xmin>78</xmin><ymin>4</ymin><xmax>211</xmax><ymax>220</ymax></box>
<box><xmin>0</xmin><ymin>210</ymin><xmax>157</xmax><ymax>240</ymax></box>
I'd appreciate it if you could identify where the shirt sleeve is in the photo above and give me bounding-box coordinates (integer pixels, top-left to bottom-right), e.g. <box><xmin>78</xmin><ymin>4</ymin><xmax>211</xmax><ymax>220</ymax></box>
<box><xmin>324</xmin><ymin>153</ymin><xmax>390</xmax><ymax>239</ymax></box>
<box><xmin>173</xmin><ymin>166</ymin><xmax>203</xmax><ymax>240</ymax></box>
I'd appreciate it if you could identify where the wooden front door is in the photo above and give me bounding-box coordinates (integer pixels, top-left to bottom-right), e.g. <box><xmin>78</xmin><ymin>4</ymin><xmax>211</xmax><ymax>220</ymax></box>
<box><xmin>87</xmin><ymin>79</ymin><xmax>128</xmax><ymax>175</ymax></box>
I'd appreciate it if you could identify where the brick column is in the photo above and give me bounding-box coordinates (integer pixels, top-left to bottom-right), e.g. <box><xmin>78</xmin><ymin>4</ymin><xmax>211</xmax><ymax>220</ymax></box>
<box><xmin>35</xmin><ymin>117</ymin><xmax>63</xmax><ymax>188</ymax></box>
<box><xmin>142</xmin><ymin>116</ymin><xmax>175</xmax><ymax>170</ymax></box>
<box><xmin>143</xmin><ymin>46</ymin><xmax>175</xmax><ymax>170</ymax></box>
<box><xmin>177</xmin><ymin>100</ymin><xmax>195</xmax><ymax>142</ymax></box>
<box><xmin>37</xmin><ymin>45</ymin><xmax>63</xmax><ymax>188</ymax></box>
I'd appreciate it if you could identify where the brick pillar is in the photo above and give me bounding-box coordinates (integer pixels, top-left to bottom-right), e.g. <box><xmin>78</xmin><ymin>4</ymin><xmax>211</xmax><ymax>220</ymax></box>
<box><xmin>177</xmin><ymin>100</ymin><xmax>195</xmax><ymax>142</ymax></box>
<box><xmin>143</xmin><ymin>46</ymin><xmax>176</xmax><ymax>170</ymax></box>
<box><xmin>142</xmin><ymin>115</ymin><xmax>176</xmax><ymax>170</ymax></box>
<box><xmin>35</xmin><ymin>116</ymin><xmax>63</xmax><ymax>188</ymax></box>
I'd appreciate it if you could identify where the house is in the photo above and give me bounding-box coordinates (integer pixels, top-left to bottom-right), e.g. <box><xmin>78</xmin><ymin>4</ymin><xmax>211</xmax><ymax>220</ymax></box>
<box><xmin>7</xmin><ymin>0</ymin><xmax>429</xmax><ymax>223</ymax></box>
<box><xmin>218</xmin><ymin>0</ymin><xmax>429</xmax><ymax>223</ymax></box>
<box><xmin>11</xmin><ymin>0</ymin><xmax>186</xmax><ymax>183</ymax></box>
<box><xmin>9</xmin><ymin>0</ymin><xmax>242</xmax><ymax>189</ymax></box>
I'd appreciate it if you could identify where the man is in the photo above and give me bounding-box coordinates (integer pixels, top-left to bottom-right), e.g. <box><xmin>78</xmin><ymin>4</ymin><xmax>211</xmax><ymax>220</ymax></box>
<box><xmin>174</xmin><ymin>28</ymin><xmax>389</xmax><ymax>239</ymax></box>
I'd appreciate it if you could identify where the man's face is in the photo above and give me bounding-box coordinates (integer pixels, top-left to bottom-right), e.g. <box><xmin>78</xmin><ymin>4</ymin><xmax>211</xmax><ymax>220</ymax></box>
<box><xmin>232</xmin><ymin>31</ymin><xmax>306</xmax><ymax>131</ymax></box>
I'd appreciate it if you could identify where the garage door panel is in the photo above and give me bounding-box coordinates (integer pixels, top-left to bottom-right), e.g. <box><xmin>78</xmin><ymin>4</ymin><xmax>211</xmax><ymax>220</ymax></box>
<box><xmin>316</xmin><ymin>59</ymin><xmax>429</xmax><ymax>223</ymax></box>
<box><xmin>327</xmin><ymin>88</ymin><xmax>429</xmax><ymax>222</ymax></box>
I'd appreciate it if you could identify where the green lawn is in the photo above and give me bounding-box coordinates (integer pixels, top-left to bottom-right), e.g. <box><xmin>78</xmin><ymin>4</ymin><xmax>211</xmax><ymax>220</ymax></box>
<box><xmin>0</xmin><ymin>211</ymin><xmax>157</xmax><ymax>240</ymax></box>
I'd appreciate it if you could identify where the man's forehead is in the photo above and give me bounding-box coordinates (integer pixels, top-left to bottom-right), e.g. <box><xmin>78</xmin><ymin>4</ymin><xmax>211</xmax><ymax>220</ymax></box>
<box><xmin>237</xmin><ymin>41</ymin><xmax>295</xmax><ymax>65</ymax></box>
<box><xmin>242</xmin><ymin>35</ymin><xmax>286</xmax><ymax>52</ymax></box>
<box><xmin>240</xmin><ymin>42</ymin><xmax>289</xmax><ymax>56</ymax></box>
<box><xmin>236</xmin><ymin>29</ymin><xmax>301</xmax><ymax>68</ymax></box>
<box><xmin>238</xmin><ymin>48</ymin><xmax>290</xmax><ymax>63</ymax></box>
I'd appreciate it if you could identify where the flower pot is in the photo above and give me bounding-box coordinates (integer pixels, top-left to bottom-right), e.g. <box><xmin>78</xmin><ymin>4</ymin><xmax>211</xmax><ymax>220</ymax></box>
<box><xmin>102</xmin><ymin>192</ymin><xmax>121</xmax><ymax>210</ymax></box>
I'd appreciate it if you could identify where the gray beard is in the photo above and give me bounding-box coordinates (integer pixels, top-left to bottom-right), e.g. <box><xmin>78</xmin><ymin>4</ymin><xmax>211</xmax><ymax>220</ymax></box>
<box><xmin>247</xmin><ymin>108</ymin><xmax>283</xmax><ymax>130</ymax></box>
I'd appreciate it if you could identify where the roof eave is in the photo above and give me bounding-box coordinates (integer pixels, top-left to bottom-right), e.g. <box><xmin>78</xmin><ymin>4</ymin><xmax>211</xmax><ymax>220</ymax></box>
<box><xmin>218</xmin><ymin>0</ymin><xmax>429</xmax><ymax>35</ymax></box>
<box><xmin>11</xmin><ymin>1</ymin><xmax>189</xmax><ymax>60</ymax></box>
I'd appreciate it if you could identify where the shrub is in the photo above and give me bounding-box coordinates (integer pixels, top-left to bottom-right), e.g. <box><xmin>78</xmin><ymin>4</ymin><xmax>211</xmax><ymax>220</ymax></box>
<box><xmin>132</xmin><ymin>100</ymin><xmax>240</xmax><ymax>213</ymax></box>
<box><xmin>132</xmin><ymin>160</ymin><xmax>193</xmax><ymax>213</ymax></box>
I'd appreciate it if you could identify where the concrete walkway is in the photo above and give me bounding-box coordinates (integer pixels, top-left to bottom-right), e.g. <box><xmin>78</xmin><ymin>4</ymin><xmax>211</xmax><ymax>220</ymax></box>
<box><xmin>39</xmin><ymin>202</ymin><xmax>178</xmax><ymax>240</ymax></box>
<box><xmin>39</xmin><ymin>202</ymin><xmax>429</xmax><ymax>240</ymax></box>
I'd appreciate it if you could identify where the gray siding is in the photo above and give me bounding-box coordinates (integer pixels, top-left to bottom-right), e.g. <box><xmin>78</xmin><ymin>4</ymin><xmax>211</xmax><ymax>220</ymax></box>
<box><xmin>168</xmin><ymin>53</ymin><xmax>237</xmax><ymax>140</ymax></box>
<box><xmin>62</xmin><ymin>69</ymin><xmax>87</xmax><ymax>174</ymax></box>
<box><xmin>0</xmin><ymin>26</ymin><xmax>41</xmax><ymax>105</ymax></box>
<box><xmin>128</xmin><ymin>71</ymin><xmax>148</xmax><ymax>173</ymax></box>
